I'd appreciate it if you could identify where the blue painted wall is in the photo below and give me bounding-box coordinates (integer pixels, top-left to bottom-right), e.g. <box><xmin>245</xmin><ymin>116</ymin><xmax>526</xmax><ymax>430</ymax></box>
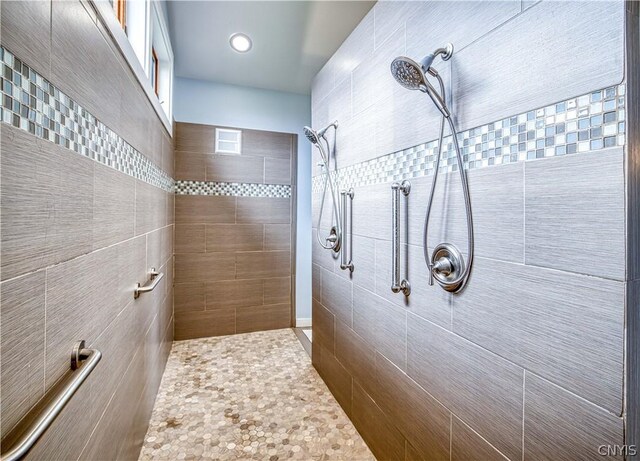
<box><xmin>174</xmin><ymin>77</ymin><xmax>312</xmax><ymax>322</ymax></box>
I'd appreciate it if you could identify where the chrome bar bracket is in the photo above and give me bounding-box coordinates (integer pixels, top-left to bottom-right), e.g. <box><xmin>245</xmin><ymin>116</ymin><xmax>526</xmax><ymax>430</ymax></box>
<box><xmin>391</xmin><ymin>181</ymin><xmax>411</xmax><ymax>296</ymax></box>
<box><xmin>134</xmin><ymin>268</ymin><xmax>165</xmax><ymax>299</ymax></box>
<box><xmin>1</xmin><ymin>341</ymin><xmax>101</xmax><ymax>461</ymax></box>
<box><xmin>340</xmin><ymin>189</ymin><xmax>355</xmax><ymax>272</ymax></box>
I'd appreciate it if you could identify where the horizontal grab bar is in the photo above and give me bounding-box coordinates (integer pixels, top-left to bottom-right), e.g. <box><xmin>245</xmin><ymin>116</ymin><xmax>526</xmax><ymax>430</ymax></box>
<box><xmin>1</xmin><ymin>341</ymin><xmax>101</xmax><ymax>461</ymax></box>
<box><xmin>134</xmin><ymin>268</ymin><xmax>164</xmax><ymax>299</ymax></box>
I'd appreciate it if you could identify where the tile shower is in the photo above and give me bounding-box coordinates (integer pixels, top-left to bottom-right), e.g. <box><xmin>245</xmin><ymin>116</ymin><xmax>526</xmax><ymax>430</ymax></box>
<box><xmin>311</xmin><ymin>1</ymin><xmax>633</xmax><ymax>460</ymax></box>
<box><xmin>173</xmin><ymin>122</ymin><xmax>295</xmax><ymax>340</ymax></box>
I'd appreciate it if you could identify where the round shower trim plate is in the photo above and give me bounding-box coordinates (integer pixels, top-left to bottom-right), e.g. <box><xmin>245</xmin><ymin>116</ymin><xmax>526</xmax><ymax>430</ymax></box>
<box><xmin>431</xmin><ymin>242</ymin><xmax>465</xmax><ymax>292</ymax></box>
<box><xmin>442</xmin><ymin>43</ymin><xmax>454</xmax><ymax>61</ymax></box>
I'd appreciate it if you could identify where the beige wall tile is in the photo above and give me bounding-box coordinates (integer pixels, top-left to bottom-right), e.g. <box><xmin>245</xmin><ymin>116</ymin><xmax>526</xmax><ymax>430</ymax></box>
<box><xmin>236</xmin><ymin>251</ymin><xmax>290</xmax><ymax>279</ymax></box>
<box><xmin>236</xmin><ymin>303</ymin><xmax>291</xmax><ymax>333</ymax></box>
<box><xmin>205</xmin><ymin>154</ymin><xmax>265</xmax><ymax>183</ymax></box>
<box><xmin>263</xmin><ymin>276</ymin><xmax>291</xmax><ymax>305</ymax></box>
<box><xmin>175</xmin><ymin>122</ymin><xmax>215</xmax><ymax>153</ymax></box>
<box><xmin>175</xmin><ymin>224</ymin><xmax>206</xmax><ymax>254</ymax></box>
<box><xmin>206</xmin><ymin>279</ymin><xmax>264</xmax><ymax>309</ymax></box>
<box><xmin>175</xmin><ymin>195</ymin><xmax>236</xmax><ymax>224</ymax></box>
<box><xmin>174</xmin><ymin>252</ymin><xmax>236</xmax><ymax>283</ymax></box>
<box><xmin>206</xmin><ymin>224</ymin><xmax>263</xmax><ymax>252</ymax></box>
<box><xmin>0</xmin><ymin>271</ymin><xmax>46</xmax><ymax>439</ymax></box>
<box><xmin>175</xmin><ymin>308</ymin><xmax>236</xmax><ymax>340</ymax></box>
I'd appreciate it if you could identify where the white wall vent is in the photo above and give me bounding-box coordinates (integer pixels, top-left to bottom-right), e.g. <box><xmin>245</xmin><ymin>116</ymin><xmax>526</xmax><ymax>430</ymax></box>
<box><xmin>215</xmin><ymin>128</ymin><xmax>242</xmax><ymax>154</ymax></box>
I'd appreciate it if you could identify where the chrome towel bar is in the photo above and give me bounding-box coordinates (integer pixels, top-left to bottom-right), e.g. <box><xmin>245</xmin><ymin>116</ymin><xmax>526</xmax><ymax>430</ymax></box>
<box><xmin>340</xmin><ymin>189</ymin><xmax>354</xmax><ymax>272</ymax></box>
<box><xmin>1</xmin><ymin>341</ymin><xmax>101</xmax><ymax>461</ymax></box>
<box><xmin>391</xmin><ymin>181</ymin><xmax>411</xmax><ymax>296</ymax></box>
<box><xmin>134</xmin><ymin>268</ymin><xmax>164</xmax><ymax>299</ymax></box>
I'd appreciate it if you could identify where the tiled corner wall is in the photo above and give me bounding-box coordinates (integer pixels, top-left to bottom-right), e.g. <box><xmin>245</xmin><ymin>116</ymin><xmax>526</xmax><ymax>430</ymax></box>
<box><xmin>173</xmin><ymin>122</ymin><xmax>295</xmax><ymax>340</ymax></box>
<box><xmin>0</xmin><ymin>1</ymin><xmax>174</xmax><ymax>460</ymax></box>
<box><xmin>311</xmin><ymin>1</ymin><xmax>629</xmax><ymax>460</ymax></box>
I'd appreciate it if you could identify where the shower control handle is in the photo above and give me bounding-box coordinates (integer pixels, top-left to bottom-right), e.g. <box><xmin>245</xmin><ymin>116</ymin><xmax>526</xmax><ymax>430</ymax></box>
<box><xmin>391</xmin><ymin>181</ymin><xmax>411</xmax><ymax>296</ymax></box>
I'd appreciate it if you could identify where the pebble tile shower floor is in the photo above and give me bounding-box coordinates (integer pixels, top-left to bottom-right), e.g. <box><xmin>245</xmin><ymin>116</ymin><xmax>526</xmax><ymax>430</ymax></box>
<box><xmin>139</xmin><ymin>329</ymin><xmax>373</xmax><ymax>460</ymax></box>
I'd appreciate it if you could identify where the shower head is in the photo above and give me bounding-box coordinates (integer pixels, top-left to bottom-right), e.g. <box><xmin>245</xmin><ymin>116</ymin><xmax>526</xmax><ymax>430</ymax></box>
<box><xmin>303</xmin><ymin>121</ymin><xmax>338</xmax><ymax>145</ymax></box>
<box><xmin>390</xmin><ymin>43</ymin><xmax>454</xmax><ymax>118</ymax></box>
<box><xmin>303</xmin><ymin>126</ymin><xmax>320</xmax><ymax>144</ymax></box>
<box><xmin>390</xmin><ymin>57</ymin><xmax>427</xmax><ymax>91</ymax></box>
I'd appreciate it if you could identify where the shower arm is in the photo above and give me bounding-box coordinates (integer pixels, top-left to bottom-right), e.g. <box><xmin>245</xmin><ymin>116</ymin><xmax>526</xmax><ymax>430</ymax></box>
<box><xmin>422</xmin><ymin>71</ymin><xmax>474</xmax><ymax>289</ymax></box>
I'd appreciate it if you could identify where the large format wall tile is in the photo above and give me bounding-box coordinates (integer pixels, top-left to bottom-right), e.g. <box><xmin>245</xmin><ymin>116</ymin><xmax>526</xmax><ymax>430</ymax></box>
<box><xmin>332</xmin><ymin>8</ymin><xmax>374</xmax><ymax>88</ymax></box>
<box><xmin>243</xmin><ymin>129</ymin><xmax>292</xmax><ymax>159</ymax></box>
<box><xmin>205</xmin><ymin>154</ymin><xmax>264</xmax><ymax>183</ymax></box>
<box><xmin>407</xmin><ymin>163</ymin><xmax>524</xmax><ymax>263</ymax></box>
<box><xmin>372</xmin><ymin>353</ymin><xmax>450</xmax><ymax>461</ymax></box>
<box><xmin>265</xmin><ymin>158</ymin><xmax>292</xmax><ymax>185</ymax></box>
<box><xmin>236</xmin><ymin>197</ymin><xmax>291</xmax><ymax>223</ymax></box>
<box><xmin>175</xmin><ymin>151</ymin><xmax>206</xmax><ymax>181</ymax></box>
<box><xmin>452</xmin><ymin>1</ymin><xmax>624</xmax><ymax>131</ymax></box>
<box><xmin>206</xmin><ymin>224</ymin><xmax>264</xmax><ymax>252</ymax></box>
<box><xmin>174</xmin><ymin>252</ymin><xmax>236</xmax><ymax>283</ymax></box>
<box><xmin>1</xmin><ymin>0</ymin><xmax>51</xmax><ymax>78</ymax></box>
<box><xmin>407</xmin><ymin>314</ymin><xmax>524</xmax><ymax>461</ymax></box>
<box><xmin>453</xmin><ymin>256</ymin><xmax>624</xmax><ymax>413</ymax></box>
<box><xmin>51</xmin><ymin>1</ymin><xmax>122</xmax><ymax>135</ymax></box>
<box><xmin>1</xmin><ymin>125</ymin><xmax>94</xmax><ymax>281</ymax></box>
<box><xmin>175</xmin><ymin>122</ymin><xmax>215</xmax><ymax>153</ymax></box>
<box><xmin>351</xmin><ymin>382</ymin><xmax>405</xmax><ymax>461</ymax></box>
<box><xmin>451</xmin><ymin>416</ymin><xmax>508</xmax><ymax>461</ymax></box>
<box><xmin>175</xmin><ymin>195</ymin><xmax>236</xmax><ymax>224</ymax></box>
<box><xmin>352</xmin><ymin>286</ymin><xmax>406</xmax><ymax>370</ymax></box>
<box><xmin>525</xmin><ymin>148</ymin><xmax>625</xmax><ymax>279</ymax></box>
<box><xmin>206</xmin><ymin>279</ymin><xmax>264</xmax><ymax>309</ymax></box>
<box><xmin>174</xmin><ymin>308</ymin><xmax>236</xmax><ymax>340</ymax></box>
<box><xmin>93</xmin><ymin>162</ymin><xmax>136</xmax><ymax>250</ymax></box>
<box><xmin>236</xmin><ymin>251</ymin><xmax>290</xmax><ymax>279</ymax></box>
<box><xmin>406</xmin><ymin>1</ymin><xmax>520</xmax><ymax>59</ymax></box>
<box><xmin>321</xmin><ymin>268</ymin><xmax>353</xmax><ymax>328</ymax></box>
<box><xmin>524</xmin><ymin>373</ymin><xmax>624</xmax><ymax>461</ymax></box>
<box><xmin>236</xmin><ymin>303</ymin><xmax>291</xmax><ymax>333</ymax></box>
<box><xmin>0</xmin><ymin>271</ymin><xmax>46</xmax><ymax>439</ymax></box>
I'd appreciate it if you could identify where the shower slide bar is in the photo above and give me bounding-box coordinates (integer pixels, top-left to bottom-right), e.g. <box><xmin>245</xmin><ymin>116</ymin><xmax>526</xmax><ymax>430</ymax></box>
<box><xmin>1</xmin><ymin>341</ymin><xmax>102</xmax><ymax>461</ymax></box>
<box><xmin>339</xmin><ymin>189</ymin><xmax>354</xmax><ymax>272</ymax></box>
<box><xmin>134</xmin><ymin>268</ymin><xmax>165</xmax><ymax>299</ymax></box>
<box><xmin>391</xmin><ymin>181</ymin><xmax>411</xmax><ymax>296</ymax></box>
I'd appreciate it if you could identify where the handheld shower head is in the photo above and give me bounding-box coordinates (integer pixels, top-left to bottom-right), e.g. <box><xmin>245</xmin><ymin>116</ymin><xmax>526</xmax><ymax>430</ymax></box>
<box><xmin>303</xmin><ymin>126</ymin><xmax>320</xmax><ymax>145</ymax></box>
<box><xmin>390</xmin><ymin>43</ymin><xmax>454</xmax><ymax>117</ymax></box>
<box><xmin>303</xmin><ymin>121</ymin><xmax>338</xmax><ymax>146</ymax></box>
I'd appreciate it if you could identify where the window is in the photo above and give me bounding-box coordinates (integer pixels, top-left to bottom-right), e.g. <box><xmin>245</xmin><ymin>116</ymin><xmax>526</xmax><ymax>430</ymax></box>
<box><xmin>215</xmin><ymin>129</ymin><xmax>242</xmax><ymax>154</ymax></box>
<box><xmin>151</xmin><ymin>48</ymin><xmax>159</xmax><ymax>95</ymax></box>
<box><xmin>114</xmin><ymin>0</ymin><xmax>127</xmax><ymax>30</ymax></box>
<box><xmin>149</xmin><ymin>1</ymin><xmax>173</xmax><ymax>119</ymax></box>
<box><xmin>97</xmin><ymin>0</ymin><xmax>173</xmax><ymax>127</ymax></box>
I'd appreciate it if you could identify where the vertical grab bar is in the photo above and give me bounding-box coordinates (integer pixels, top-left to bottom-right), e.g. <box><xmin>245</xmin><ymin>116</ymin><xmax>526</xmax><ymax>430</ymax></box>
<box><xmin>391</xmin><ymin>180</ymin><xmax>411</xmax><ymax>296</ymax></box>
<box><xmin>340</xmin><ymin>189</ymin><xmax>354</xmax><ymax>272</ymax></box>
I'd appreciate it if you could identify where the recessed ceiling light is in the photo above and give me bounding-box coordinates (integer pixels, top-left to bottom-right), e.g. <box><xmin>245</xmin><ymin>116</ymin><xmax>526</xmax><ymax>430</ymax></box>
<box><xmin>229</xmin><ymin>33</ymin><xmax>252</xmax><ymax>53</ymax></box>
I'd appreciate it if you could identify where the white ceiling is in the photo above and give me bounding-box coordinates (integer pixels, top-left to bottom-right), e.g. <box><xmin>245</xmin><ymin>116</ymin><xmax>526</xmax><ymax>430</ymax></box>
<box><xmin>166</xmin><ymin>1</ymin><xmax>375</xmax><ymax>95</ymax></box>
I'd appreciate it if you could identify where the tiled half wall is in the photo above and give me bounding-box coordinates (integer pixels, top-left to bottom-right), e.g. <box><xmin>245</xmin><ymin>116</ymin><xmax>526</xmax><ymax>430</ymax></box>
<box><xmin>311</xmin><ymin>1</ymin><xmax>628</xmax><ymax>461</ymax></box>
<box><xmin>173</xmin><ymin>122</ymin><xmax>296</xmax><ymax>340</ymax></box>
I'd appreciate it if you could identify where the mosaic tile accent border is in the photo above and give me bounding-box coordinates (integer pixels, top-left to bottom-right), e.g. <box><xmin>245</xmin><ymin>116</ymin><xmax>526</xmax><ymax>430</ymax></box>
<box><xmin>312</xmin><ymin>84</ymin><xmax>626</xmax><ymax>192</ymax></box>
<box><xmin>0</xmin><ymin>47</ymin><xmax>174</xmax><ymax>192</ymax></box>
<box><xmin>175</xmin><ymin>180</ymin><xmax>291</xmax><ymax>198</ymax></box>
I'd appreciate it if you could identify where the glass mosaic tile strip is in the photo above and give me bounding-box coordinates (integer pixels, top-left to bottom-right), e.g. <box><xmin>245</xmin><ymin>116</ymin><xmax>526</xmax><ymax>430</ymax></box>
<box><xmin>175</xmin><ymin>181</ymin><xmax>291</xmax><ymax>198</ymax></box>
<box><xmin>312</xmin><ymin>84</ymin><xmax>626</xmax><ymax>193</ymax></box>
<box><xmin>0</xmin><ymin>47</ymin><xmax>174</xmax><ymax>192</ymax></box>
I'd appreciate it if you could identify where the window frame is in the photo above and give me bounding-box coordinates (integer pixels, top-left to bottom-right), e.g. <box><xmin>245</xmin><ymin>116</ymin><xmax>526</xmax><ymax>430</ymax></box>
<box><xmin>215</xmin><ymin>128</ymin><xmax>243</xmax><ymax>155</ymax></box>
<box><xmin>93</xmin><ymin>0</ymin><xmax>173</xmax><ymax>132</ymax></box>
